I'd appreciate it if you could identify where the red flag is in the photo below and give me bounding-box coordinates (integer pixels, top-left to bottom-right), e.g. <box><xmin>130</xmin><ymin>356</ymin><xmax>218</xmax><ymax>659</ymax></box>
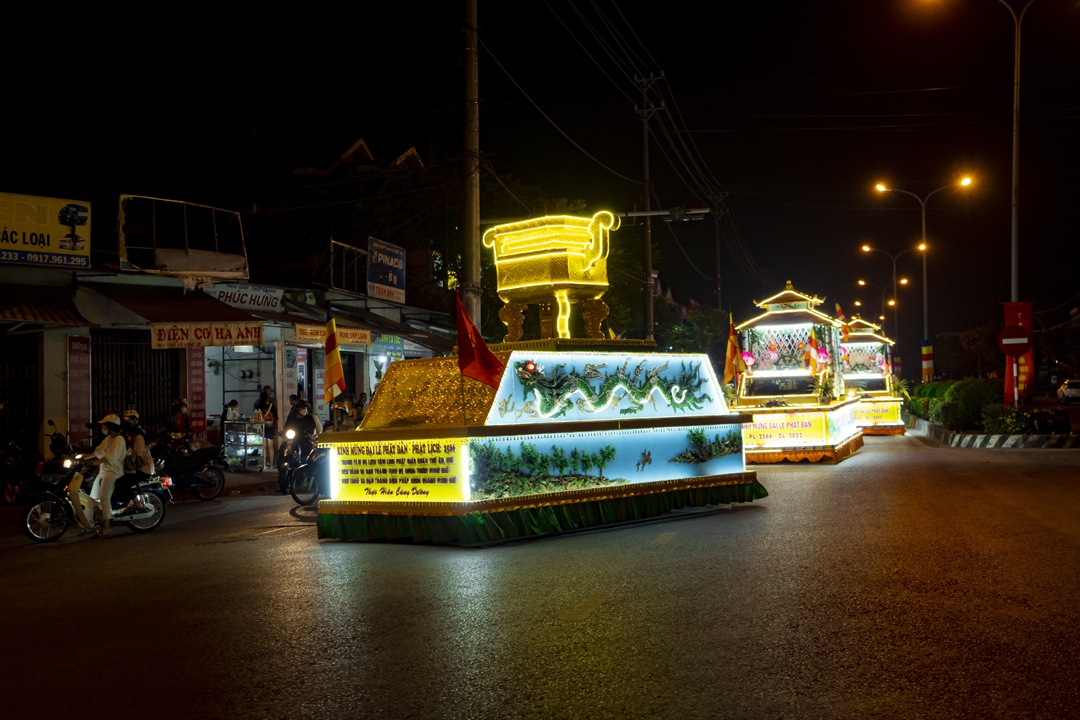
<box><xmin>455</xmin><ymin>293</ymin><xmax>504</xmax><ymax>389</ymax></box>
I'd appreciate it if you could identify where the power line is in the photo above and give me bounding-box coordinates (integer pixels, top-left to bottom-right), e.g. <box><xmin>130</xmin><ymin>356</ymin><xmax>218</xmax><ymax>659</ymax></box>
<box><xmin>480</xmin><ymin>39</ymin><xmax>642</xmax><ymax>186</ymax></box>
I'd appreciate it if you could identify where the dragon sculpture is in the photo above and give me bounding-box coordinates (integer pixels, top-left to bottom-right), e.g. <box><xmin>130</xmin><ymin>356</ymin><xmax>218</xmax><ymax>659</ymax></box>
<box><xmin>513</xmin><ymin>358</ymin><xmax>713</xmax><ymax>418</ymax></box>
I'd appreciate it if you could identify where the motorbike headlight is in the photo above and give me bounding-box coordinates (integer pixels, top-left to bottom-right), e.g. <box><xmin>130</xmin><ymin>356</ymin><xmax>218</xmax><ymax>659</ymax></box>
<box><xmin>63</xmin><ymin>459</ymin><xmax>72</xmax><ymax>469</ymax></box>
<box><xmin>286</xmin><ymin>429</ymin><xmax>296</xmax><ymax>440</ymax></box>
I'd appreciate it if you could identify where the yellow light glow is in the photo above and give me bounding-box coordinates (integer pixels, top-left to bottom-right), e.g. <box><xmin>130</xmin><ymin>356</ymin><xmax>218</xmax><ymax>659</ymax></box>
<box><xmin>875</xmin><ymin>184</ymin><xmax>887</xmax><ymax>192</ymax></box>
<box><xmin>888</xmin><ymin>299</ymin><xmax>896</xmax><ymax>306</ymax></box>
<box><xmin>960</xmin><ymin>177</ymin><xmax>972</xmax><ymax>186</ymax></box>
<box><xmin>854</xmin><ymin>300</ymin><xmax>862</xmax><ymax>306</ymax></box>
<box><xmin>861</xmin><ymin>245</ymin><xmax>871</xmax><ymax>252</ymax></box>
<box><xmin>858</xmin><ymin>280</ymin><xmax>867</xmax><ymax>286</ymax></box>
<box><xmin>482</xmin><ymin>212</ymin><xmax>619</xmax><ymax>337</ymax></box>
<box><xmin>918</xmin><ymin>243</ymin><xmax>927</xmax><ymax>251</ymax></box>
<box><xmin>554</xmin><ymin>290</ymin><xmax>571</xmax><ymax>339</ymax></box>
<box><xmin>900</xmin><ymin>278</ymin><xmax>909</xmax><ymax>285</ymax></box>
<box><xmin>879</xmin><ymin>315</ymin><xmax>886</xmax><ymax>320</ymax></box>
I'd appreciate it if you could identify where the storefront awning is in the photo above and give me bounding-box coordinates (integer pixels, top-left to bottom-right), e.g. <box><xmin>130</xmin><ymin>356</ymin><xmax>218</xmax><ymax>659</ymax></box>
<box><xmin>0</xmin><ymin>283</ymin><xmax>90</xmax><ymax>329</ymax></box>
<box><xmin>329</xmin><ymin>304</ymin><xmax>455</xmax><ymax>354</ymax></box>
<box><xmin>84</xmin><ymin>283</ymin><xmax>263</xmax><ymax>349</ymax></box>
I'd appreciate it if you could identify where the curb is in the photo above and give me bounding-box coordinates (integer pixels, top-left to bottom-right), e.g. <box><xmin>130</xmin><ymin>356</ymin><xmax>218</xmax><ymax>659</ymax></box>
<box><xmin>902</xmin><ymin>413</ymin><xmax>1080</xmax><ymax>450</ymax></box>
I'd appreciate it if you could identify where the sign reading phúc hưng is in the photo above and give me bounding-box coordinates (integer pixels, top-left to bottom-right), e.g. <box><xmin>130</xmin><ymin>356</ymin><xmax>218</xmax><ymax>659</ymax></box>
<box><xmin>0</xmin><ymin>192</ymin><xmax>91</xmax><ymax>269</ymax></box>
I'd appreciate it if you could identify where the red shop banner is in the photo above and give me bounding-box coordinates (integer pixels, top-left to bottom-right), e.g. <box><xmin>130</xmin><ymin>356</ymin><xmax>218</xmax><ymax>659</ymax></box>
<box><xmin>187</xmin><ymin>347</ymin><xmax>207</xmax><ymax>434</ymax></box>
<box><xmin>67</xmin><ymin>336</ymin><xmax>92</xmax><ymax>446</ymax></box>
<box><xmin>1003</xmin><ymin>301</ymin><xmax>1034</xmax><ymax>403</ymax></box>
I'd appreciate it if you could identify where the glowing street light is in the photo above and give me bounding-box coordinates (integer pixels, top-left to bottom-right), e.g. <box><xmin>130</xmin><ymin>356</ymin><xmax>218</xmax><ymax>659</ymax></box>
<box><xmin>900</xmin><ymin>278</ymin><xmax>909</xmax><ymax>285</ymax></box>
<box><xmin>873</xmin><ymin>176</ymin><xmax>974</xmax><ymax>365</ymax></box>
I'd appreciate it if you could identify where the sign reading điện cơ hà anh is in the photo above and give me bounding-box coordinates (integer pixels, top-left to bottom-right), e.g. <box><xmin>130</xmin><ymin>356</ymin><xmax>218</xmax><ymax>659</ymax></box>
<box><xmin>151</xmin><ymin>321</ymin><xmax>264</xmax><ymax>349</ymax></box>
<box><xmin>0</xmin><ymin>192</ymin><xmax>91</xmax><ymax>269</ymax></box>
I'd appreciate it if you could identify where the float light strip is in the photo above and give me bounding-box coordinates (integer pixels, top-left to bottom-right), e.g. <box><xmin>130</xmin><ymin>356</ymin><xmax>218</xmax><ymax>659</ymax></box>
<box><xmin>483</xmin><ymin>212</ymin><xmax>616</xmax><ymax>274</ymax></box>
<box><xmin>750</xmin><ymin>369</ymin><xmax>812</xmax><ymax>377</ymax></box>
<box><xmin>736</xmin><ymin>314</ymin><xmax>840</xmax><ymax>331</ymax></box>
<box><xmin>531</xmin><ymin>381</ymin><xmax>687</xmax><ymax>420</ymax></box>
<box><xmin>555</xmin><ymin>290</ymin><xmax>571</xmax><ymax>338</ymax></box>
<box><xmin>496</xmin><ymin>279</ymin><xmax>609</xmax><ymax>293</ymax></box>
<box><xmin>844</xmin><ymin>372</ymin><xmax>887</xmax><ymax>380</ymax></box>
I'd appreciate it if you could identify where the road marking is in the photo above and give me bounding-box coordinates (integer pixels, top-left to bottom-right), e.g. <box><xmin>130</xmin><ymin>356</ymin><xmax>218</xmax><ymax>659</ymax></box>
<box><xmin>282</xmin><ymin>527</ymin><xmax>313</xmax><ymax>536</ymax></box>
<box><xmin>651</xmin><ymin>531</ymin><xmax>677</xmax><ymax>545</ymax></box>
<box><xmin>565</xmin><ymin>592</ymin><xmax>608</xmax><ymax>622</ymax></box>
<box><xmin>257</xmin><ymin>527</ymin><xmax>290</xmax><ymax>536</ymax></box>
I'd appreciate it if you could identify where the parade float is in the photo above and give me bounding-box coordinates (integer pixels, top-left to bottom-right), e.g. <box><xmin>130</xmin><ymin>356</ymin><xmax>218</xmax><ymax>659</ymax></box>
<box><xmin>840</xmin><ymin>315</ymin><xmax>905</xmax><ymax>435</ymax></box>
<box><xmin>733</xmin><ymin>282</ymin><xmax>863</xmax><ymax>463</ymax></box>
<box><xmin>316</xmin><ymin>212</ymin><xmax>766</xmax><ymax>545</ymax></box>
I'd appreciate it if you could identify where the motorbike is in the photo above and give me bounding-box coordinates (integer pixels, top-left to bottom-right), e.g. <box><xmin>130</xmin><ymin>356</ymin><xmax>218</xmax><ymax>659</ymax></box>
<box><xmin>290</xmin><ymin>442</ymin><xmax>329</xmax><ymax>506</ymax></box>
<box><xmin>156</xmin><ymin>444</ymin><xmax>227</xmax><ymax>501</ymax></box>
<box><xmin>1</xmin><ymin>419</ymin><xmax>76</xmax><ymax>505</ymax></box>
<box><xmin>21</xmin><ymin>456</ymin><xmax>168</xmax><ymax>542</ymax></box>
<box><xmin>277</xmin><ymin>428</ymin><xmax>316</xmax><ymax>493</ymax></box>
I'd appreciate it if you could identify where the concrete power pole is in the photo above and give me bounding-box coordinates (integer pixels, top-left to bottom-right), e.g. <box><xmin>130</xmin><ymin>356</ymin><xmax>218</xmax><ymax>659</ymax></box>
<box><xmin>635</xmin><ymin>73</ymin><xmax>662</xmax><ymax>340</ymax></box>
<box><xmin>460</xmin><ymin>0</ymin><xmax>482</xmax><ymax>325</ymax></box>
<box><xmin>714</xmin><ymin>214</ymin><xmax>723</xmax><ymax>310</ymax></box>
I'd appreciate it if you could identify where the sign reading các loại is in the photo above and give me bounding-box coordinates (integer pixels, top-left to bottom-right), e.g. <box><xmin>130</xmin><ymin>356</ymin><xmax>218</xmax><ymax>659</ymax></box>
<box><xmin>0</xmin><ymin>192</ymin><xmax>91</xmax><ymax>269</ymax></box>
<box><xmin>295</xmin><ymin>324</ymin><xmax>372</xmax><ymax>347</ymax></box>
<box><xmin>151</xmin><ymin>321</ymin><xmax>264</xmax><ymax>349</ymax></box>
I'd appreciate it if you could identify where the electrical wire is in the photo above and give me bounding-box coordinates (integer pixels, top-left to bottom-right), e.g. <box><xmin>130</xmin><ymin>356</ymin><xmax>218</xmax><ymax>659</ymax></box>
<box><xmin>480</xmin><ymin>39</ymin><xmax>642</xmax><ymax>186</ymax></box>
<box><xmin>543</xmin><ymin>0</ymin><xmax>634</xmax><ymax>102</ymax></box>
<box><xmin>650</xmin><ymin>188</ymin><xmax>714</xmax><ymax>281</ymax></box>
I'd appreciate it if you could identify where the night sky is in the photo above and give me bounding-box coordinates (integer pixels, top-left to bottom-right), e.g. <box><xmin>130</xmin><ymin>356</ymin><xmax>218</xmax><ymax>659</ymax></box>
<box><xmin>9</xmin><ymin>0</ymin><xmax>1080</xmax><ymax>358</ymax></box>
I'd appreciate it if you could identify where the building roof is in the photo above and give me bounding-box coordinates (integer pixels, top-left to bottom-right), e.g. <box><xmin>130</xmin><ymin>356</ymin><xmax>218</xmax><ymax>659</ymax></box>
<box><xmin>83</xmin><ymin>283</ymin><xmax>256</xmax><ymax>323</ymax></box>
<box><xmin>753</xmin><ymin>280</ymin><xmax>825</xmax><ymax>309</ymax></box>
<box><xmin>736</xmin><ymin>307</ymin><xmax>841</xmax><ymax>331</ymax></box>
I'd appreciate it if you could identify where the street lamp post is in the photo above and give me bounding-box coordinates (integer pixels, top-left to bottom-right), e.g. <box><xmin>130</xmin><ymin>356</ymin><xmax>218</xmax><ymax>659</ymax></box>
<box><xmin>859</xmin><ymin>249</ymin><xmax>910</xmax><ymax>341</ymax></box>
<box><xmin>996</xmin><ymin>0</ymin><xmax>1036</xmax><ymax>303</ymax></box>
<box><xmin>873</xmin><ymin>177</ymin><xmax>972</xmax><ymax>344</ymax></box>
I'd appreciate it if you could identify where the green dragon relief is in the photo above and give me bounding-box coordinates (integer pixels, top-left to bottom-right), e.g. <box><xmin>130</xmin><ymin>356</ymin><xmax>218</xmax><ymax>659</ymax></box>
<box><xmin>513</xmin><ymin>357</ymin><xmax>713</xmax><ymax>419</ymax></box>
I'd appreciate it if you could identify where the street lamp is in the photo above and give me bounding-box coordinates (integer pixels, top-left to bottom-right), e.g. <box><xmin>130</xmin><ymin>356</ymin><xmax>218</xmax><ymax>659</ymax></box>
<box><xmin>859</xmin><ymin>241</ymin><xmax>917</xmax><ymax>342</ymax></box>
<box><xmin>874</xmin><ymin>176</ymin><xmax>973</xmax><ymax>345</ymax></box>
<box><xmin>995</xmin><ymin>0</ymin><xmax>1035</xmax><ymax>302</ymax></box>
<box><xmin>857</xmin><ymin>279</ymin><xmax>895</xmax><ymax>334</ymax></box>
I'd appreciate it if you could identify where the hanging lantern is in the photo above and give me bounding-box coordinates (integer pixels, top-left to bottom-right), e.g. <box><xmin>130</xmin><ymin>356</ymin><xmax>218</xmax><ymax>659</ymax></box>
<box><xmin>742</xmin><ymin>351</ymin><xmax>755</xmax><ymax>367</ymax></box>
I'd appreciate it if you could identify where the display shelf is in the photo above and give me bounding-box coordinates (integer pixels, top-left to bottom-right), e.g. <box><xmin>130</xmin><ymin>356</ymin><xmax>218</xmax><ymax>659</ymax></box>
<box><xmin>225</xmin><ymin>421</ymin><xmax>265</xmax><ymax>472</ymax></box>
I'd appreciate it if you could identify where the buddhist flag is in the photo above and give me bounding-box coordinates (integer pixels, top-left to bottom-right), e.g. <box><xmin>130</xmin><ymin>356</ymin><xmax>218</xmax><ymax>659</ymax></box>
<box><xmin>324</xmin><ymin>309</ymin><xmax>347</xmax><ymax>404</ymax></box>
<box><xmin>455</xmin><ymin>293</ymin><xmax>503</xmax><ymax>389</ymax></box>
<box><xmin>723</xmin><ymin>314</ymin><xmax>745</xmax><ymax>385</ymax></box>
<box><xmin>835</xmin><ymin>303</ymin><xmax>850</xmax><ymax>341</ymax></box>
<box><xmin>807</xmin><ymin>327</ymin><xmax>820</xmax><ymax>374</ymax></box>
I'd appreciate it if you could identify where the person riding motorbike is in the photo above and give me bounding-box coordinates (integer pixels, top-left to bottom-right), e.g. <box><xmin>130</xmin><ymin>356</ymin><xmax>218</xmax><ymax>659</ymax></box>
<box><xmin>278</xmin><ymin>401</ymin><xmax>317</xmax><ymax>494</ymax></box>
<box><xmin>120</xmin><ymin>410</ymin><xmax>154</xmax><ymax>513</ymax></box>
<box><xmin>89</xmin><ymin>414</ymin><xmax>127</xmax><ymax>538</ymax></box>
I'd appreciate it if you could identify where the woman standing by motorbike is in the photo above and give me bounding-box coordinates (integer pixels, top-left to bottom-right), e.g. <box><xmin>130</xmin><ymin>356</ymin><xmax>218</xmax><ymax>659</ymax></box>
<box><xmin>90</xmin><ymin>415</ymin><xmax>127</xmax><ymax>538</ymax></box>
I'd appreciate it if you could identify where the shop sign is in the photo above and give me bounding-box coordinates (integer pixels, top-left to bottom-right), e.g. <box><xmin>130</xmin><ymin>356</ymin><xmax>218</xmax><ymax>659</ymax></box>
<box><xmin>368</xmin><ymin>334</ymin><xmax>405</xmax><ymax>396</ymax></box>
<box><xmin>187</xmin><ymin>348</ymin><xmax>207</xmax><ymax>433</ymax></box>
<box><xmin>325</xmin><ymin>422</ymin><xmax>747</xmax><ymax>504</ymax></box>
<box><xmin>367</xmin><ymin>237</ymin><xmax>406</xmax><ymax>304</ymax></box>
<box><xmin>67</xmin><ymin>336</ymin><xmax>92</xmax><ymax>446</ymax></box>
<box><xmin>151</xmin><ymin>321</ymin><xmax>264</xmax><ymax>349</ymax></box>
<box><xmin>1003</xmin><ymin>302</ymin><xmax>1034</xmax><ymax>402</ymax></box>
<box><xmin>745</xmin><ymin>412</ymin><xmax>828</xmax><ymax>449</ymax></box>
<box><xmin>0</xmin><ymin>192</ymin><xmax>91</xmax><ymax>269</ymax></box>
<box><xmin>204</xmin><ymin>283</ymin><xmax>282</xmax><ymax>312</ymax></box>
<box><xmin>283</xmin><ymin>347</ymin><xmax>299</xmax><ymax>402</ymax></box>
<box><xmin>853</xmin><ymin>400</ymin><xmax>901</xmax><ymax>427</ymax></box>
<box><xmin>295</xmin><ymin>324</ymin><xmax>371</xmax><ymax>347</ymax></box>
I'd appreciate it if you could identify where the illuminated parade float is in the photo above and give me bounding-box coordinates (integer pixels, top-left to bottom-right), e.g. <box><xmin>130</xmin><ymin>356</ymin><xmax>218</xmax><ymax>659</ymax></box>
<box><xmin>734</xmin><ymin>282</ymin><xmax>863</xmax><ymax>463</ymax></box>
<box><xmin>840</xmin><ymin>315</ymin><xmax>905</xmax><ymax>435</ymax></box>
<box><xmin>316</xmin><ymin>213</ymin><xmax>766</xmax><ymax>544</ymax></box>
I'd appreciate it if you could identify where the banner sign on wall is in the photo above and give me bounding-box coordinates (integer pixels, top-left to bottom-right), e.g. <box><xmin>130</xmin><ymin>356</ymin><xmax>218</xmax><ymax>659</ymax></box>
<box><xmin>187</xmin><ymin>348</ymin><xmax>207</xmax><ymax>433</ymax></box>
<box><xmin>295</xmin><ymin>324</ymin><xmax>371</xmax><ymax>347</ymax></box>
<box><xmin>367</xmin><ymin>237</ymin><xmax>406</xmax><ymax>304</ymax></box>
<box><xmin>204</xmin><ymin>283</ymin><xmax>283</xmax><ymax>312</ymax></box>
<box><xmin>67</xmin><ymin>336</ymin><xmax>92</xmax><ymax>446</ymax></box>
<box><xmin>151</xmin><ymin>322</ymin><xmax>264</xmax><ymax>349</ymax></box>
<box><xmin>0</xmin><ymin>192</ymin><xmax>91</xmax><ymax>269</ymax></box>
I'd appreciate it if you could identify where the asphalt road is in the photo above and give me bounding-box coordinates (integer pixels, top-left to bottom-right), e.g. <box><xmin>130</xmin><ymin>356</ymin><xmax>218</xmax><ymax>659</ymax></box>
<box><xmin>1</xmin><ymin>435</ymin><xmax>1079</xmax><ymax>720</ymax></box>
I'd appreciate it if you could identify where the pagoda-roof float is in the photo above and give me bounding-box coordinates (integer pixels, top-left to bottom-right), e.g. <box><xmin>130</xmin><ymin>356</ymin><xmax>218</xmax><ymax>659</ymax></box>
<box><xmin>752</xmin><ymin>280</ymin><xmax>825</xmax><ymax>311</ymax></box>
<box><xmin>841</xmin><ymin>314</ymin><xmax>894</xmax><ymax>345</ymax></box>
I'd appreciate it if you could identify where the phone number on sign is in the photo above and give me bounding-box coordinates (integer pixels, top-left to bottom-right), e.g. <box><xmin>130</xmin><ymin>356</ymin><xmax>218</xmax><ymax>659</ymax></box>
<box><xmin>0</xmin><ymin>251</ymin><xmax>88</xmax><ymax>267</ymax></box>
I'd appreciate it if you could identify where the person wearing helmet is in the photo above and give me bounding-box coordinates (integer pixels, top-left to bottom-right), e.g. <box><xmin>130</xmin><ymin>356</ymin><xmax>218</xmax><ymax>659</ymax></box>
<box><xmin>89</xmin><ymin>414</ymin><xmax>127</xmax><ymax>538</ymax></box>
<box><xmin>120</xmin><ymin>410</ymin><xmax>154</xmax><ymax>512</ymax></box>
<box><xmin>279</xmin><ymin>401</ymin><xmax>317</xmax><ymax>494</ymax></box>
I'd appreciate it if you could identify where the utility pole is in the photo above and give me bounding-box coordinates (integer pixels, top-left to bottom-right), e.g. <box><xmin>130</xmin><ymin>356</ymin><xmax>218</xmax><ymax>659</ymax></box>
<box><xmin>714</xmin><ymin>213</ymin><xmax>723</xmax><ymax>310</ymax></box>
<box><xmin>635</xmin><ymin>73</ymin><xmax>662</xmax><ymax>340</ymax></box>
<box><xmin>460</xmin><ymin>0</ymin><xmax>482</xmax><ymax>326</ymax></box>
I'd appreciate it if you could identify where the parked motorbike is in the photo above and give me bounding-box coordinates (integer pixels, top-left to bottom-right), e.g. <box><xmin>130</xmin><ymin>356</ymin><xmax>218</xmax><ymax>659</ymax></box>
<box><xmin>21</xmin><ymin>456</ymin><xmax>168</xmax><ymax>542</ymax></box>
<box><xmin>157</xmin><ymin>444</ymin><xmax>227</xmax><ymax>501</ymax></box>
<box><xmin>2</xmin><ymin>420</ymin><xmax>70</xmax><ymax>504</ymax></box>
<box><xmin>290</xmin><ymin>443</ymin><xmax>329</xmax><ymax>506</ymax></box>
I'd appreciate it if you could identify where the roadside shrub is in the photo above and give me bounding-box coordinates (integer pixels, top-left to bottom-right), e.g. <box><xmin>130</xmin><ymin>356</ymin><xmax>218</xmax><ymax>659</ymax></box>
<box><xmin>907</xmin><ymin>397</ymin><xmax>931</xmax><ymax>419</ymax></box>
<box><xmin>981</xmin><ymin>406</ymin><xmax>1071</xmax><ymax>435</ymax></box>
<box><xmin>944</xmin><ymin>378</ymin><xmax>1006</xmax><ymax>430</ymax></box>
<box><xmin>929</xmin><ymin>399</ymin><xmax>962</xmax><ymax>430</ymax></box>
<box><xmin>916</xmin><ymin>380</ymin><xmax>956</xmax><ymax>399</ymax></box>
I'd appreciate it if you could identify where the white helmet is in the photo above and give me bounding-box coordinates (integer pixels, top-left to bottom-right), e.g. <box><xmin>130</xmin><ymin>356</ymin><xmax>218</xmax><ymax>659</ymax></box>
<box><xmin>97</xmin><ymin>414</ymin><xmax>121</xmax><ymax>426</ymax></box>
